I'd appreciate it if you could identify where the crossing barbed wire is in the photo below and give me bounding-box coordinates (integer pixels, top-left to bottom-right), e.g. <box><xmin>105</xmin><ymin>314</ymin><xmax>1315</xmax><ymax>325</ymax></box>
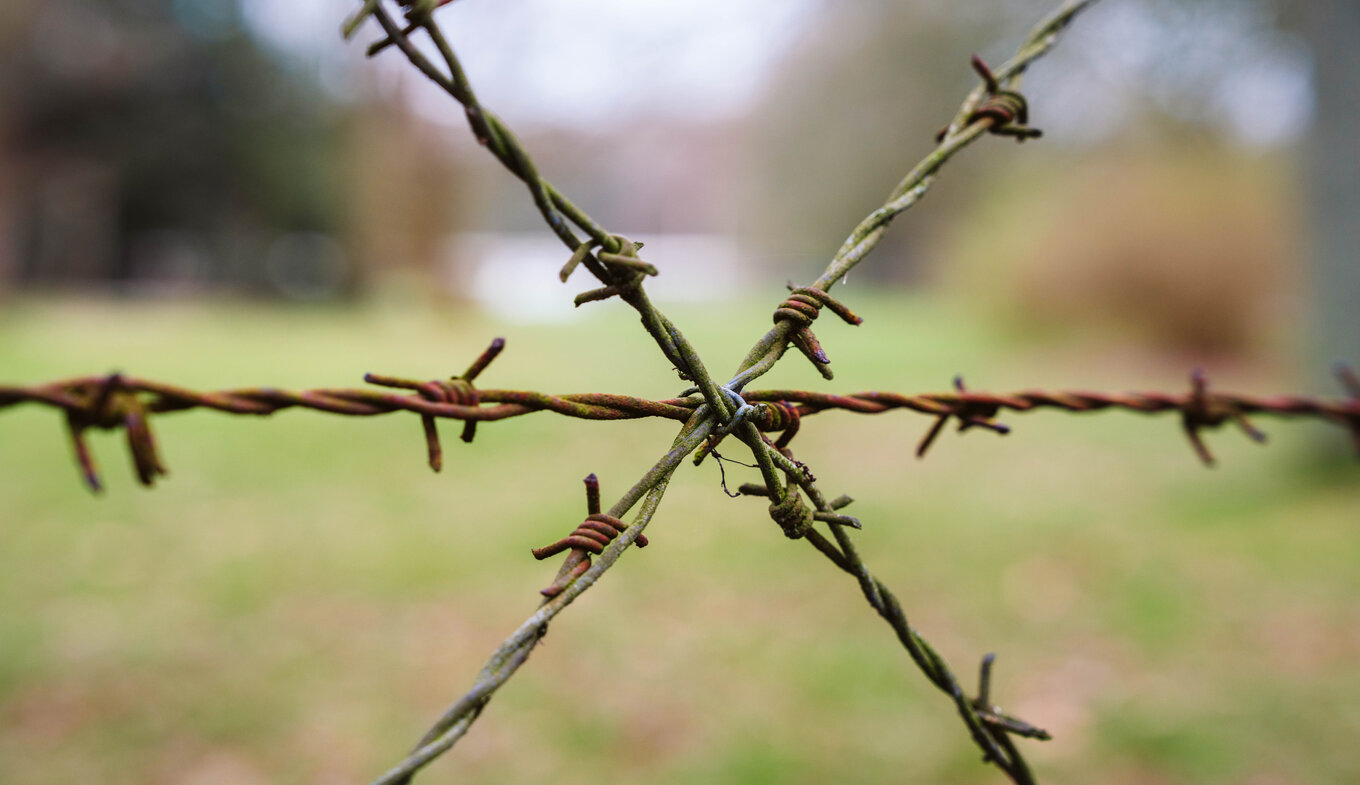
<box><xmin>7</xmin><ymin>0</ymin><xmax>1356</xmax><ymax>783</ymax></box>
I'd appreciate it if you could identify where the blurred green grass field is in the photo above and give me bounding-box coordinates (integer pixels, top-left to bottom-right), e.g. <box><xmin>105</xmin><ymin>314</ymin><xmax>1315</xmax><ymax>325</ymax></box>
<box><xmin>1</xmin><ymin>295</ymin><xmax>1357</xmax><ymax>785</ymax></box>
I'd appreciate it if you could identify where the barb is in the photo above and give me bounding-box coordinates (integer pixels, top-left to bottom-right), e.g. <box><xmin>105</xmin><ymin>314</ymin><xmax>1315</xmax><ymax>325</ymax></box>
<box><xmin>1180</xmin><ymin>367</ymin><xmax>1267</xmax><ymax>467</ymax></box>
<box><xmin>531</xmin><ymin>473</ymin><xmax>649</xmax><ymax>598</ymax></box>
<box><xmin>60</xmin><ymin>372</ymin><xmax>167</xmax><ymax>492</ymax></box>
<box><xmin>915</xmin><ymin>375</ymin><xmax>1011</xmax><ymax>458</ymax></box>
<box><xmin>936</xmin><ymin>56</ymin><xmax>1044</xmax><ymax>143</ymax></box>
<box><xmin>772</xmin><ymin>286</ymin><xmax>864</xmax><ymax>379</ymax></box>
<box><xmin>365</xmin><ymin>337</ymin><xmax>505</xmax><ymax>471</ymax></box>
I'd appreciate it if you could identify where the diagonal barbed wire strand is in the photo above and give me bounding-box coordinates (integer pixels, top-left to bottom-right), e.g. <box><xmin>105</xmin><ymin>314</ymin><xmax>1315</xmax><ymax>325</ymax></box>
<box><xmin>373</xmin><ymin>414</ymin><xmax>711</xmax><ymax>785</ymax></box>
<box><xmin>727</xmin><ymin>0</ymin><xmax>1099</xmax><ymax>394</ymax></box>
<box><xmin>354</xmin><ymin>4</ymin><xmax>733</xmax><ymax>421</ymax></box>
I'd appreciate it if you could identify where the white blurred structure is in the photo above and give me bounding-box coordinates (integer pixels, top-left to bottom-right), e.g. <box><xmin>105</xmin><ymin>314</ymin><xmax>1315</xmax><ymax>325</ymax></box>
<box><xmin>451</xmin><ymin>232</ymin><xmax>753</xmax><ymax>323</ymax></box>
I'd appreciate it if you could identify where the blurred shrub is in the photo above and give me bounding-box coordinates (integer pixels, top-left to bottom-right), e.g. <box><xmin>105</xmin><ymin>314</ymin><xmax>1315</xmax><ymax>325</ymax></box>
<box><xmin>941</xmin><ymin>147</ymin><xmax>1300</xmax><ymax>356</ymax></box>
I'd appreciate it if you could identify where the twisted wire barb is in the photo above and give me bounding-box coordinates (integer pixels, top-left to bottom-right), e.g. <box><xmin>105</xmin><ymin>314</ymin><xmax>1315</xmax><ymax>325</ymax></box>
<box><xmin>531</xmin><ymin>473</ymin><xmax>650</xmax><ymax>598</ymax></box>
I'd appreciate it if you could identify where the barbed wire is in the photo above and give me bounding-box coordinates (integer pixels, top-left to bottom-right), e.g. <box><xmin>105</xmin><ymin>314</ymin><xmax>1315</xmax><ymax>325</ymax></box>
<box><xmin>12</xmin><ymin>0</ymin><xmax>1355</xmax><ymax>783</ymax></box>
<box><xmin>4</xmin><ymin>364</ymin><xmax>1358</xmax><ymax>492</ymax></box>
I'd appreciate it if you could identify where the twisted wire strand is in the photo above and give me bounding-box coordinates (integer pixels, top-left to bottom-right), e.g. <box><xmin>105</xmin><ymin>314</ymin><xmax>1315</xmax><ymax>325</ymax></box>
<box><xmin>357</xmin><ymin>4</ymin><xmax>719</xmax><ymax>397</ymax></box>
<box><xmin>531</xmin><ymin>473</ymin><xmax>650</xmax><ymax>598</ymax></box>
<box><xmin>371</xmin><ymin>418</ymin><xmax>711</xmax><ymax>785</ymax></box>
<box><xmin>745</xmin><ymin>388</ymin><xmax>1358</xmax><ymax>422</ymax></box>
<box><xmin>5</xmin><ymin>373</ymin><xmax>1357</xmax><ymax>493</ymax></box>
<box><xmin>0</xmin><ymin>378</ymin><xmax>697</xmax><ymax>422</ymax></box>
<box><xmin>11</xmin><ymin>376</ymin><xmax>1354</xmax><ymax>427</ymax></box>
<box><xmin>817</xmin><ymin>520</ymin><xmax>1043</xmax><ymax>782</ymax></box>
<box><xmin>726</xmin><ymin>0</ymin><xmax>1099</xmax><ymax>398</ymax></box>
<box><xmin>740</xmin><ymin>456</ymin><xmax>1048</xmax><ymax>782</ymax></box>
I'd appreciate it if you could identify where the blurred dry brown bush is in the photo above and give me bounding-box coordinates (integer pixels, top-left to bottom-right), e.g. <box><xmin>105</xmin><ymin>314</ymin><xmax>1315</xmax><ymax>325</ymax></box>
<box><xmin>942</xmin><ymin>147</ymin><xmax>1301</xmax><ymax>357</ymax></box>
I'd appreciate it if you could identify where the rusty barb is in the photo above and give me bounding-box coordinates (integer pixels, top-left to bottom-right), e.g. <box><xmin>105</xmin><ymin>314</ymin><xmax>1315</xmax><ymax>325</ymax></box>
<box><xmin>563</xmin><ymin>236</ymin><xmax>658</xmax><ymax>308</ymax></box>
<box><xmin>62</xmin><ymin>372</ymin><xmax>167</xmax><ymax>492</ymax></box>
<box><xmin>739</xmin><ymin>481</ymin><xmax>861</xmax><ymax>538</ymax></box>
<box><xmin>916</xmin><ymin>375</ymin><xmax>1012</xmax><ymax>458</ymax></box>
<box><xmin>1180</xmin><ymin>367</ymin><xmax>1268</xmax><ymax>467</ymax></box>
<box><xmin>938</xmin><ymin>55</ymin><xmax>1044</xmax><ymax>143</ymax></box>
<box><xmin>532</xmin><ymin>474</ymin><xmax>648</xmax><ymax>598</ymax></box>
<box><xmin>365</xmin><ymin>337</ymin><xmax>506</xmax><ymax>472</ymax></box>
<box><xmin>772</xmin><ymin>285</ymin><xmax>864</xmax><ymax>380</ymax></box>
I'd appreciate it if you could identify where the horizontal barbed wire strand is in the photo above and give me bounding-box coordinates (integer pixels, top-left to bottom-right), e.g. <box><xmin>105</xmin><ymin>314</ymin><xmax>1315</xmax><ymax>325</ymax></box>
<box><xmin>5</xmin><ymin>376</ymin><xmax>1357</xmax><ymax>436</ymax></box>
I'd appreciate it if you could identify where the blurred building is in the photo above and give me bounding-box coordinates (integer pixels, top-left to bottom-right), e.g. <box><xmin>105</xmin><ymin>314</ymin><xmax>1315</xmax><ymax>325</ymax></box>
<box><xmin>0</xmin><ymin>0</ymin><xmax>474</xmax><ymax>299</ymax></box>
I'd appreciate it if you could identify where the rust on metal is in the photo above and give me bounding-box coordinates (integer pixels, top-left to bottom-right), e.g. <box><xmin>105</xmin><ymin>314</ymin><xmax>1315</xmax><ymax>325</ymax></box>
<box><xmin>937</xmin><ymin>55</ymin><xmax>1044</xmax><ymax>143</ymax></box>
<box><xmin>5</xmin><ymin>370</ymin><xmax>1360</xmax><ymax>491</ymax></box>
<box><xmin>916</xmin><ymin>376</ymin><xmax>1011</xmax><ymax>458</ymax></box>
<box><xmin>532</xmin><ymin>474</ymin><xmax>648</xmax><ymax>598</ymax></box>
<box><xmin>772</xmin><ymin>286</ymin><xmax>863</xmax><ymax>379</ymax></box>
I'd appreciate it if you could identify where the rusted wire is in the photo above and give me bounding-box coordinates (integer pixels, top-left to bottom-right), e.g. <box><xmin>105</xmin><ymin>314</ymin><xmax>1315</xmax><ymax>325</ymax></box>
<box><xmin>772</xmin><ymin>286</ymin><xmax>864</xmax><ymax>379</ymax></box>
<box><xmin>742</xmin><ymin>379</ymin><xmax>1360</xmax><ymax>463</ymax></box>
<box><xmin>5</xmin><ymin>369</ymin><xmax>1358</xmax><ymax>492</ymax></box>
<box><xmin>364</xmin><ymin>337</ymin><xmax>505</xmax><ymax>471</ymax></box>
<box><xmin>937</xmin><ymin>55</ymin><xmax>1044</xmax><ymax>143</ymax></box>
<box><xmin>531</xmin><ymin>473</ymin><xmax>649</xmax><ymax>598</ymax></box>
<box><xmin>915</xmin><ymin>375</ymin><xmax>1010</xmax><ymax>458</ymax></box>
<box><xmin>60</xmin><ymin>372</ymin><xmax>167</xmax><ymax>492</ymax></box>
<box><xmin>736</xmin><ymin>443</ymin><xmax>1049</xmax><ymax>779</ymax></box>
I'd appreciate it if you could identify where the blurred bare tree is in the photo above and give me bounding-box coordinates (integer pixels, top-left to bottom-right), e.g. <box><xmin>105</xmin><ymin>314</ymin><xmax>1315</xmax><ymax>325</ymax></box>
<box><xmin>0</xmin><ymin>0</ymin><xmax>352</xmax><ymax>297</ymax></box>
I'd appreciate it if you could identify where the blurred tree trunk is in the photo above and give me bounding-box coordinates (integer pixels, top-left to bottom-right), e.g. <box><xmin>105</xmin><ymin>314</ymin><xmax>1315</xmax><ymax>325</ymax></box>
<box><xmin>1295</xmin><ymin>3</ymin><xmax>1360</xmax><ymax>405</ymax></box>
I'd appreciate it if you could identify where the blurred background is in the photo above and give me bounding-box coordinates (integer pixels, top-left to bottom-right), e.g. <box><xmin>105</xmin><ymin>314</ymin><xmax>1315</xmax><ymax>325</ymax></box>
<box><xmin>1</xmin><ymin>1</ymin><xmax>1357</xmax><ymax>784</ymax></box>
